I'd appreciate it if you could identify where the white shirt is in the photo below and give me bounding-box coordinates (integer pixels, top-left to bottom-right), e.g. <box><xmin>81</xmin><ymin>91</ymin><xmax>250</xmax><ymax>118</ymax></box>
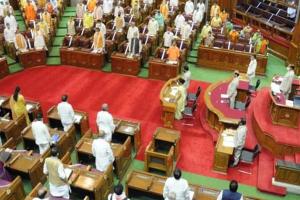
<box><xmin>175</xmin><ymin>14</ymin><xmax>185</xmax><ymax>29</ymax></box>
<box><xmin>169</xmin><ymin>0</ymin><xmax>178</xmax><ymax>7</ymax></box>
<box><xmin>34</xmin><ymin>30</ymin><xmax>47</xmax><ymax>50</ymax></box>
<box><xmin>103</xmin><ymin>0</ymin><xmax>113</xmax><ymax>14</ymax></box>
<box><xmin>184</xmin><ymin>1</ymin><xmax>194</xmax><ymax>15</ymax></box>
<box><xmin>96</xmin><ymin>22</ymin><xmax>106</xmax><ymax>37</ymax></box>
<box><xmin>183</xmin><ymin>70</ymin><xmax>191</xmax><ymax>88</ymax></box>
<box><xmin>197</xmin><ymin>2</ymin><xmax>206</xmax><ymax>14</ymax></box>
<box><xmin>32</xmin><ymin>120</ymin><xmax>51</xmax><ymax>145</ymax></box>
<box><xmin>247</xmin><ymin>59</ymin><xmax>257</xmax><ymax>79</ymax></box>
<box><xmin>147</xmin><ymin>19</ymin><xmax>159</xmax><ymax>36</ymax></box>
<box><xmin>92</xmin><ymin>138</ymin><xmax>114</xmax><ymax>172</ymax></box>
<box><xmin>4</xmin><ymin>28</ymin><xmax>15</xmax><ymax>42</ymax></box>
<box><xmin>143</xmin><ymin>0</ymin><xmax>153</xmax><ymax>4</ymax></box>
<box><xmin>287</xmin><ymin>7</ymin><xmax>296</xmax><ymax>18</ymax></box>
<box><xmin>227</xmin><ymin>77</ymin><xmax>239</xmax><ymax>97</ymax></box>
<box><xmin>96</xmin><ymin>110</ymin><xmax>115</xmax><ymax>142</ymax></box>
<box><xmin>127</xmin><ymin>26</ymin><xmax>139</xmax><ymax>40</ymax></box>
<box><xmin>108</xmin><ymin>192</ymin><xmax>129</xmax><ymax>200</ymax></box>
<box><xmin>4</xmin><ymin>15</ymin><xmax>17</xmax><ymax>31</ymax></box>
<box><xmin>234</xmin><ymin>125</ymin><xmax>247</xmax><ymax>148</ymax></box>
<box><xmin>180</xmin><ymin>23</ymin><xmax>191</xmax><ymax>40</ymax></box>
<box><xmin>94</xmin><ymin>6</ymin><xmax>103</xmax><ymax>20</ymax></box>
<box><xmin>57</xmin><ymin>101</ymin><xmax>75</xmax><ymax>125</ymax></box>
<box><xmin>0</xmin><ymin>4</ymin><xmax>4</xmax><ymax>17</ymax></box>
<box><xmin>43</xmin><ymin>157</ymin><xmax>70</xmax><ymax>198</ymax></box>
<box><xmin>192</xmin><ymin>9</ymin><xmax>204</xmax><ymax>23</ymax></box>
<box><xmin>280</xmin><ymin>70</ymin><xmax>295</xmax><ymax>93</ymax></box>
<box><xmin>163</xmin><ymin>177</ymin><xmax>190</xmax><ymax>200</ymax></box>
<box><xmin>114</xmin><ymin>6</ymin><xmax>124</xmax><ymax>17</ymax></box>
<box><xmin>163</xmin><ymin>31</ymin><xmax>174</xmax><ymax>47</ymax></box>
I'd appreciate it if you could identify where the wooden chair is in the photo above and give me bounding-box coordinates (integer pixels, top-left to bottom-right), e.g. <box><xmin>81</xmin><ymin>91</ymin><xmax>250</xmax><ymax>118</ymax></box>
<box><xmin>61</xmin><ymin>151</ymin><xmax>72</xmax><ymax>165</ymax></box>
<box><xmin>0</xmin><ymin>176</ymin><xmax>26</xmax><ymax>200</ymax></box>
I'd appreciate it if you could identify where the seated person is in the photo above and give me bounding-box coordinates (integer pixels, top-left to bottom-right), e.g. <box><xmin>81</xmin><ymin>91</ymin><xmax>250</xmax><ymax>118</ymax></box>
<box><xmin>251</xmin><ymin>30</ymin><xmax>262</xmax><ymax>45</ymax></box>
<box><xmin>204</xmin><ymin>31</ymin><xmax>214</xmax><ymax>47</ymax></box>
<box><xmin>160</xmin><ymin>0</ymin><xmax>169</xmax><ymax>20</ymax></box>
<box><xmin>255</xmin><ymin>36</ymin><xmax>268</xmax><ymax>54</ymax></box>
<box><xmin>155</xmin><ymin>10</ymin><xmax>165</xmax><ymax>30</ymax></box>
<box><xmin>34</xmin><ymin>25</ymin><xmax>48</xmax><ymax>50</ymax></box>
<box><xmin>211</xmin><ymin>13</ymin><xmax>222</xmax><ymax>28</ymax></box>
<box><xmin>128</xmin><ymin>32</ymin><xmax>142</xmax><ymax>56</ymax></box>
<box><xmin>217</xmin><ymin>180</ymin><xmax>243</xmax><ymax>200</ymax></box>
<box><xmin>163</xmin><ymin>27</ymin><xmax>174</xmax><ymax>48</ymax></box>
<box><xmin>224</xmin><ymin>20</ymin><xmax>233</xmax><ymax>36</ymax></box>
<box><xmin>200</xmin><ymin>21</ymin><xmax>212</xmax><ymax>40</ymax></box>
<box><xmin>229</xmin><ymin>29</ymin><xmax>239</xmax><ymax>43</ymax></box>
<box><xmin>167</xmin><ymin>41</ymin><xmax>180</xmax><ymax>64</ymax></box>
<box><xmin>114</xmin><ymin>12</ymin><xmax>125</xmax><ymax>32</ymax></box>
<box><xmin>147</xmin><ymin>17</ymin><xmax>159</xmax><ymax>36</ymax></box>
<box><xmin>91</xmin><ymin>27</ymin><xmax>104</xmax><ymax>53</ymax></box>
<box><xmin>14</xmin><ymin>28</ymin><xmax>28</xmax><ymax>53</ymax></box>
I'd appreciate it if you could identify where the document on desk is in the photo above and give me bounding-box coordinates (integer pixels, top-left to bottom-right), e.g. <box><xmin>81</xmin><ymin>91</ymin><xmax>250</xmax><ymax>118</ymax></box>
<box><xmin>223</xmin><ymin>135</ymin><xmax>235</xmax><ymax>147</ymax></box>
<box><xmin>74</xmin><ymin>114</ymin><xmax>82</xmax><ymax>123</ymax></box>
<box><xmin>26</xmin><ymin>104</ymin><xmax>34</xmax><ymax>111</ymax></box>
<box><xmin>170</xmin><ymin>87</ymin><xmax>178</xmax><ymax>96</ymax></box>
<box><xmin>286</xmin><ymin>100</ymin><xmax>294</xmax><ymax>107</ymax></box>
<box><xmin>124</xmin><ymin>126</ymin><xmax>134</xmax><ymax>133</ymax></box>
<box><xmin>64</xmin><ymin>168</ymin><xmax>73</xmax><ymax>179</ymax></box>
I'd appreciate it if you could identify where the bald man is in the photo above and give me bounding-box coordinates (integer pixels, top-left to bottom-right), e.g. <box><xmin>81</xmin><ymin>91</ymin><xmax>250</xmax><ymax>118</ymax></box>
<box><xmin>96</xmin><ymin>104</ymin><xmax>115</xmax><ymax>142</ymax></box>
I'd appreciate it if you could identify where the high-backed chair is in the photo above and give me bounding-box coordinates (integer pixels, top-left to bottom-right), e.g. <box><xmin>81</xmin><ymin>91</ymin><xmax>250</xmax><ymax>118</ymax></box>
<box><xmin>238</xmin><ymin>144</ymin><xmax>261</xmax><ymax>174</ymax></box>
<box><xmin>234</xmin><ymin>43</ymin><xmax>245</xmax><ymax>51</ymax></box>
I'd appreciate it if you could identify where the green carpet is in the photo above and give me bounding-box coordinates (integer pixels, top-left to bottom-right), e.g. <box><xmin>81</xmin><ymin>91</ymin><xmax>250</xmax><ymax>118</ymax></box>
<box><xmin>53</xmin><ymin>37</ymin><xmax>64</xmax><ymax>46</ymax></box>
<box><xmin>49</xmin><ymin>47</ymin><xmax>60</xmax><ymax>57</ymax></box>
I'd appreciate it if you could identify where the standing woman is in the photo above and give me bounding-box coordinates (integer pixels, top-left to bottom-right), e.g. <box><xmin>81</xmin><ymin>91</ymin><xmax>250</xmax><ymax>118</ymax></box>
<box><xmin>9</xmin><ymin>86</ymin><xmax>30</xmax><ymax>125</ymax></box>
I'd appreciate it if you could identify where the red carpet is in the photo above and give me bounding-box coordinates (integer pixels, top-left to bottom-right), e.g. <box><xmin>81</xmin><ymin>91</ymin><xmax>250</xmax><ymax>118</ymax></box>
<box><xmin>0</xmin><ymin>66</ymin><xmax>258</xmax><ymax>187</ymax></box>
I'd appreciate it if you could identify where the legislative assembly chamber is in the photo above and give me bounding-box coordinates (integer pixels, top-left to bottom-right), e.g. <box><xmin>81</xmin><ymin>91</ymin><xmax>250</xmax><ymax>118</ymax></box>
<box><xmin>0</xmin><ymin>0</ymin><xmax>300</xmax><ymax>199</ymax></box>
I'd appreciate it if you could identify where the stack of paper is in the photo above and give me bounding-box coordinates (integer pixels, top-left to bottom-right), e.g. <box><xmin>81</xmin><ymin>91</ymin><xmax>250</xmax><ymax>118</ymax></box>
<box><xmin>26</xmin><ymin>104</ymin><xmax>34</xmax><ymax>111</ymax></box>
<box><xmin>170</xmin><ymin>87</ymin><xmax>178</xmax><ymax>96</ymax></box>
<box><xmin>221</xmin><ymin>94</ymin><xmax>229</xmax><ymax>99</ymax></box>
<box><xmin>64</xmin><ymin>168</ymin><xmax>73</xmax><ymax>179</ymax></box>
<box><xmin>74</xmin><ymin>114</ymin><xmax>82</xmax><ymax>123</ymax></box>
<box><xmin>223</xmin><ymin>135</ymin><xmax>235</xmax><ymax>147</ymax></box>
<box><xmin>286</xmin><ymin>100</ymin><xmax>294</xmax><ymax>107</ymax></box>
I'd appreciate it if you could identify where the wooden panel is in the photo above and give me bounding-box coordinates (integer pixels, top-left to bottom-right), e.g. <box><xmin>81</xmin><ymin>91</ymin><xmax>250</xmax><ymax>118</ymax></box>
<box><xmin>148</xmin><ymin>59</ymin><xmax>180</xmax><ymax>81</ymax></box>
<box><xmin>19</xmin><ymin>50</ymin><xmax>47</xmax><ymax>69</ymax></box>
<box><xmin>198</xmin><ymin>46</ymin><xmax>268</xmax><ymax>75</ymax></box>
<box><xmin>111</xmin><ymin>53</ymin><xmax>141</xmax><ymax>76</ymax></box>
<box><xmin>0</xmin><ymin>176</ymin><xmax>25</xmax><ymax>200</ymax></box>
<box><xmin>0</xmin><ymin>58</ymin><xmax>9</xmax><ymax>79</ymax></box>
<box><xmin>275</xmin><ymin>160</ymin><xmax>300</xmax><ymax>185</ymax></box>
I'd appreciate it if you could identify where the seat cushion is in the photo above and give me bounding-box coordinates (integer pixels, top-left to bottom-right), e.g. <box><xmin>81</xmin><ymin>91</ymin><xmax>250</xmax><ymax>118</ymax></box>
<box><xmin>187</xmin><ymin>93</ymin><xmax>196</xmax><ymax>101</ymax></box>
<box><xmin>241</xmin><ymin>150</ymin><xmax>254</xmax><ymax>163</ymax></box>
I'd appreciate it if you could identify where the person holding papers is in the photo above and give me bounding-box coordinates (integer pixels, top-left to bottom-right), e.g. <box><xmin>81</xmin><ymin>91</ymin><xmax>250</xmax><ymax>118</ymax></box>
<box><xmin>32</xmin><ymin>113</ymin><xmax>52</xmax><ymax>154</ymax></box>
<box><xmin>96</xmin><ymin>103</ymin><xmax>115</xmax><ymax>142</ymax></box>
<box><xmin>226</xmin><ymin>71</ymin><xmax>240</xmax><ymax>109</ymax></box>
<box><xmin>163</xmin><ymin>168</ymin><xmax>190</xmax><ymax>200</ymax></box>
<box><xmin>9</xmin><ymin>86</ymin><xmax>30</xmax><ymax>125</ymax></box>
<box><xmin>92</xmin><ymin>130</ymin><xmax>114</xmax><ymax>172</ymax></box>
<box><xmin>57</xmin><ymin>95</ymin><xmax>75</xmax><ymax>131</ymax></box>
<box><xmin>43</xmin><ymin>146</ymin><xmax>70</xmax><ymax>199</ymax></box>
<box><xmin>280</xmin><ymin>65</ymin><xmax>295</xmax><ymax>99</ymax></box>
<box><xmin>230</xmin><ymin>118</ymin><xmax>247</xmax><ymax>167</ymax></box>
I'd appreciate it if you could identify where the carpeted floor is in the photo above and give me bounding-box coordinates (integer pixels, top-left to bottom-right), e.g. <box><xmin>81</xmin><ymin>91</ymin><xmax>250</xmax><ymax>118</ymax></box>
<box><xmin>0</xmin><ymin>65</ymin><xmax>259</xmax><ymax>187</ymax></box>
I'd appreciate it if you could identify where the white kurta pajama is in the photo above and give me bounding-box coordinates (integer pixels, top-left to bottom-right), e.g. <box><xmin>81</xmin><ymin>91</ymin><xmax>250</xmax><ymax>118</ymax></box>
<box><xmin>32</xmin><ymin>120</ymin><xmax>51</xmax><ymax>154</ymax></box>
<box><xmin>147</xmin><ymin>19</ymin><xmax>159</xmax><ymax>36</ymax></box>
<box><xmin>96</xmin><ymin>110</ymin><xmax>115</xmax><ymax>142</ymax></box>
<box><xmin>4</xmin><ymin>28</ymin><xmax>15</xmax><ymax>42</ymax></box>
<box><xmin>247</xmin><ymin>59</ymin><xmax>257</xmax><ymax>86</ymax></box>
<box><xmin>233</xmin><ymin>125</ymin><xmax>247</xmax><ymax>166</ymax></box>
<box><xmin>103</xmin><ymin>0</ymin><xmax>113</xmax><ymax>14</ymax></box>
<box><xmin>114</xmin><ymin>6</ymin><xmax>124</xmax><ymax>17</ymax></box>
<box><xmin>227</xmin><ymin>77</ymin><xmax>239</xmax><ymax>109</ymax></box>
<box><xmin>192</xmin><ymin>9</ymin><xmax>204</xmax><ymax>24</ymax></box>
<box><xmin>94</xmin><ymin>6</ymin><xmax>103</xmax><ymax>21</ymax></box>
<box><xmin>92</xmin><ymin>138</ymin><xmax>114</xmax><ymax>172</ymax></box>
<box><xmin>180</xmin><ymin>23</ymin><xmax>191</xmax><ymax>40</ymax></box>
<box><xmin>184</xmin><ymin>1</ymin><xmax>194</xmax><ymax>15</ymax></box>
<box><xmin>57</xmin><ymin>101</ymin><xmax>75</xmax><ymax>131</ymax></box>
<box><xmin>280</xmin><ymin>70</ymin><xmax>295</xmax><ymax>99</ymax></box>
<box><xmin>174</xmin><ymin>14</ymin><xmax>185</xmax><ymax>29</ymax></box>
<box><xmin>34</xmin><ymin>30</ymin><xmax>47</xmax><ymax>50</ymax></box>
<box><xmin>163</xmin><ymin>177</ymin><xmax>190</xmax><ymax>200</ymax></box>
<box><xmin>183</xmin><ymin>70</ymin><xmax>191</xmax><ymax>89</ymax></box>
<box><xmin>163</xmin><ymin>31</ymin><xmax>174</xmax><ymax>47</ymax></box>
<box><xmin>4</xmin><ymin>15</ymin><xmax>17</xmax><ymax>31</ymax></box>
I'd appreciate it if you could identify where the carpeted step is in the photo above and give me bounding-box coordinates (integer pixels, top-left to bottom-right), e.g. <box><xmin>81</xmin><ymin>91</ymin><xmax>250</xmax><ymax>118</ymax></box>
<box><xmin>102</xmin><ymin>63</ymin><xmax>111</xmax><ymax>72</ymax></box>
<box><xmin>138</xmin><ymin>68</ymin><xmax>148</xmax><ymax>78</ymax></box>
<box><xmin>59</xmin><ymin>18</ymin><xmax>69</xmax><ymax>28</ymax></box>
<box><xmin>56</xmin><ymin>28</ymin><xmax>67</xmax><ymax>37</ymax></box>
<box><xmin>189</xmin><ymin>50</ymin><xmax>198</xmax><ymax>58</ymax></box>
<box><xmin>257</xmin><ymin>150</ymin><xmax>286</xmax><ymax>196</ymax></box>
<box><xmin>53</xmin><ymin>37</ymin><xmax>64</xmax><ymax>46</ymax></box>
<box><xmin>187</xmin><ymin>57</ymin><xmax>198</xmax><ymax>63</ymax></box>
<box><xmin>46</xmin><ymin>57</ymin><xmax>61</xmax><ymax>65</ymax></box>
<box><xmin>3</xmin><ymin>55</ymin><xmax>17</xmax><ymax>65</ymax></box>
<box><xmin>9</xmin><ymin>63</ymin><xmax>23</xmax><ymax>73</ymax></box>
<box><xmin>64</xmin><ymin>7</ymin><xmax>76</xmax><ymax>12</ymax></box>
<box><xmin>49</xmin><ymin>47</ymin><xmax>60</xmax><ymax>57</ymax></box>
<box><xmin>14</xmin><ymin>10</ymin><xmax>22</xmax><ymax>16</ymax></box>
<box><xmin>63</xmin><ymin>12</ymin><xmax>76</xmax><ymax>17</ymax></box>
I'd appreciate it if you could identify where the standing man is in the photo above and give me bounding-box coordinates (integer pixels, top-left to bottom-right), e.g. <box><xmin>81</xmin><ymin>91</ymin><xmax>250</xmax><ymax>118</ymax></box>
<box><xmin>92</xmin><ymin>130</ymin><xmax>114</xmax><ymax>172</ymax></box>
<box><xmin>43</xmin><ymin>146</ymin><xmax>70</xmax><ymax>199</ymax></box>
<box><xmin>4</xmin><ymin>12</ymin><xmax>17</xmax><ymax>32</ymax></box>
<box><xmin>14</xmin><ymin>28</ymin><xmax>28</xmax><ymax>53</ymax></box>
<box><xmin>174</xmin><ymin>11</ymin><xmax>185</xmax><ymax>29</ymax></box>
<box><xmin>200</xmin><ymin>21</ymin><xmax>212</xmax><ymax>40</ymax></box>
<box><xmin>57</xmin><ymin>95</ymin><xmax>75</xmax><ymax>132</ymax></box>
<box><xmin>247</xmin><ymin>55</ymin><xmax>257</xmax><ymax>86</ymax></box>
<box><xmin>211</xmin><ymin>13</ymin><xmax>222</xmax><ymax>28</ymax></box>
<box><xmin>32</xmin><ymin>113</ymin><xmax>52</xmax><ymax>154</ymax></box>
<box><xmin>103</xmin><ymin>0</ymin><xmax>113</xmax><ymax>15</ymax></box>
<box><xmin>4</xmin><ymin>23</ymin><xmax>16</xmax><ymax>60</ymax></box>
<box><xmin>91</xmin><ymin>27</ymin><xmax>104</xmax><ymax>53</ymax></box>
<box><xmin>204</xmin><ymin>31</ymin><xmax>214</xmax><ymax>47</ymax></box>
<box><xmin>217</xmin><ymin>180</ymin><xmax>243</xmax><ymax>200</ymax></box>
<box><xmin>183</xmin><ymin>65</ymin><xmax>191</xmax><ymax>89</ymax></box>
<box><xmin>148</xmin><ymin>17</ymin><xmax>159</xmax><ymax>36</ymax></box>
<box><xmin>96</xmin><ymin>103</ymin><xmax>115</xmax><ymax>142</ymax></box>
<box><xmin>167</xmin><ymin>41</ymin><xmax>180</xmax><ymax>63</ymax></box>
<box><xmin>174</xmin><ymin>78</ymin><xmax>187</xmax><ymax>120</ymax></box>
<box><xmin>180</xmin><ymin>21</ymin><xmax>191</xmax><ymax>40</ymax></box>
<box><xmin>163</xmin><ymin>168</ymin><xmax>190</xmax><ymax>200</ymax></box>
<box><xmin>231</xmin><ymin>118</ymin><xmax>247</xmax><ymax>167</ymax></box>
<box><xmin>227</xmin><ymin>71</ymin><xmax>240</xmax><ymax>109</ymax></box>
<box><xmin>184</xmin><ymin>0</ymin><xmax>194</xmax><ymax>15</ymax></box>
<box><xmin>129</xmin><ymin>32</ymin><xmax>142</xmax><ymax>56</ymax></box>
<box><xmin>108</xmin><ymin>184</ymin><xmax>129</xmax><ymax>200</ymax></box>
<box><xmin>210</xmin><ymin>1</ymin><xmax>220</xmax><ymax>19</ymax></box>
<box><xmin>280</xmin><ymin>65</ymin><xmax>295</xmax><ymax>99</ymax></box>
<box><xmin>163</xmin><ymin>27</ymin><xmax>174</xmax><ymax>48</ymax></box>
<box><xmin>127</xmin><ymin>22</ymin><xmax>139</xmax><ymax>47</ymax></box>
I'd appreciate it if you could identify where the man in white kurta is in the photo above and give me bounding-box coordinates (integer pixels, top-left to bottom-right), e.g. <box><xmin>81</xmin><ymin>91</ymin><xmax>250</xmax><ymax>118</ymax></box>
<box><xmin>180</xmin><ymin>22</ymin><xmax>191</xmax><ymax>40</ymax></box>
<box><xmin>93</xmin><ymin>3</ymin><xmax>103</xmax><ymax>21</ymax></box>
<box><xmin>43</xmin><ymin>147</ymin><xmax>70</xmax><ymax>199</ymax></box>
<box><xmin>57</xmin><ymin>95</ymin><xmax>75</xmax><ymax>131</ymax></box>
<box><xmin>32</xmin><ymin>113</ymin><xmax>52</xmax><ymax>154</ymax></box>
<box><xmin>163</xmin><ymin>169</ymin><xmax>190</xmax><ymax>200</ymax></box>
<box><xmin>232</xmin><ymin>119</ymin><xmax>247</xmax><ymax>167</ymax></box>
<box><xmin>4</xmin><ymin>12</ymin><xmax>17</xmax><ymax>32</ymax></box>
<box><xmin>193</xmin><ymin>6</ymin><xmax>204</xmax><ymax>24</ymax></box>
<box><xmin>184</xmin><ymin>0</ymin><xmax>194</xmax><ymax>15</ymax></box>
<box><xmin>247</xmin><ymin>55</ymin><xmax>257</xmax><ymax>86</ymax></box>
<box><xmin>95</xmin><ymin>20</ymin><xmax>106</xmax><ymax>38</ymax></box>
<box><xmin>114</xmin><ymin>3</ymin><xmax>124</xmax><ymax>17</ymax></box>
<box><xmin>280</xmin><ymin>65</ymin><xmax>295</xmax><ymax>99</ymax></box>
<box><xmin>96</xmin><ymin>103</ymin><xmax>115</xmax><ymax>142</ymax></box>
<box><xmin>227</xmin><ymin>71</ymin><xmax>240</xmax><ymax>109</ymax></box>
<box><xmin>103</xmin><ymin>0</ymin><xmax>113</xmax><ymax>14</ymax></box>
<box><xmin>34</xmin><ymin>25</ymin><xmax>47</xmax><ymax>50</ymax></box>
<box><xmin>147</xmin><ymin>17</ymin><xmax>159</xmax><ymax>36</ymax></box>
<box><xmin>127</xmin><ymin>22</ymin><xmax>139</xmax><ymax>47</ymax></box>
<box><xmin>169</xmin><ymin>0</ymin><xmax>178</xmax><ymax>7</ymax></box>
<box><xmin>76</xmin><ymin>1</ymin><xmax>85</xmax><ymax>18</ymax></box>
<box><xmin>92</xmin><ymin>131</ymin><xmax>114</xmax><ymax>172</ymax></box>
<box><xmin>174</xmin><ymin>12</ymin><xmax>185</xmax><ymax>29</ymax></box>
<box><xmin>4</xmin><ymin>24</ymin><xmax>15</xmax><ymax>46</ymax></box>
<box><xmin>183</xmin><ymin>65</ymin><xmax>191</xmax><ymax>89</ymax></box>
<box><xmin>163</xmin><ymin>28</ymin><xmax>174</xmax><ymax>47</ymax></box>
<box><xmin>197</xmin><ymin>0</ymin><xmax>206</xmax><ymax>16</ymax></box>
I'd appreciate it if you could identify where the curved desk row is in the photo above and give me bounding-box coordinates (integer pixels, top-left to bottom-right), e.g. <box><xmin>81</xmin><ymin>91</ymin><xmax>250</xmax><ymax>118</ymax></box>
<box><xmin>0</xmin><ymin>57</ymin><xmax>9</xmax><ymax>79</ymax></box>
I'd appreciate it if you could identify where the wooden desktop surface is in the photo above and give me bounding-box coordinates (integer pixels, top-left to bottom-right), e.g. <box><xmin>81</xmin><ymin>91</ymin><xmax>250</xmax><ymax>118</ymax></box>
<box><xmin>111</xmin><ymin>52</ymin><xmax>141</xmax><ymax>76</ymax></box>
<box><xmin>148</xmin><ymin>58</ymin><xmax>181</xmax><ymax>81</ymax></box>
<box><xmin>0</xmin><ymin>57</ymin><xmax>9</xmax><ymax>79</ymax></box>
<box><xmin>19</xmin><ymin>50</ymin><xmax>47</xmax><ymax>69</ymax></box>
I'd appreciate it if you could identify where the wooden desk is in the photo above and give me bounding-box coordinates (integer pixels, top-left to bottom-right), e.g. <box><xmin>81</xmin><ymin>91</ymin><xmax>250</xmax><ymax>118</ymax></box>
<box><xmin>126</xmin><ymin>170</ymin><xmax>259</xmax><ymax>200</ymax></box>
<box><xmin>0</xmin><ymin>57</ymin><xmax>9</xmax><ymax>79</ymax></box>
<box><xmin>213</xmin><ymin>129</ymin><xmax>235</xmax><ymax>174</ymax></box>
<box><xmin>113</xmin><ymin>118</ymin><xmax>141</xmax><ymax>152</ymax></box>
<box><xmin>47</xmin><ymin>105</ymin><xmax>89</xmax><ymax>135</ymax></box>
<box><xmin>148</xmin><ymin>58</ymin><xmax>181</xmax><ymax>81</ymax></box>
<box><xmin>0</xmin><ymin>176</ymin><xmax>26</xmax><ymax>200</ymax></box>
<box><xmin>159</xmin><ymin>76</ymin><xmax>182</xmax><ymax>128</ymax></box>
<box><xmin>198</xmin><ymin>46</ymin><xmax>268</xmax><ymax>75</ymax></box>
<box><xmin>22</xmin><ymin>125</ymin><xmax>76</xmax><ymax>156</ymax></box>
<box><xmin>60</xmin><ymin>48</ymin><xmax>104</xmax><ymax>70</ymax></box>
<box><xmin>67</xmin><ymin>164</ymin><xmax>114</xmax><ymax>200</ymax></box>
<box><xmin>5</xmin><ymin>150</ymin><xmax>47</xmax><ymax>187</ymax></box>
<box><xmin>275</xmin><ymin>160</ymin><xmax>300</xmax><ymax>186</ymax></box>
<box><xmin>111</xmin><ymin>52</ymin><xmax>141</xmax><ymax>76</ymax></box>
<box><xmin>0</xmin><ymin>115</ymin><xmax>26</xmax><ymax>145</ymax></box>
<box><xmin>18</xmin><ymin>50</ymin><xmax>47</xmax><ymax>69</ymax></box>
<box><xmin>75</xmin><ymin>131</ymin><xmax>132</xmax><ymax>179</ymax></box>
<box><xmin>0</xmin><ymin>95</ymin><xmax>42</xmax><ymax>122</ymax></box>
<box><xmin>270</xmin><ymin>91</ymin><xmax>300</xmax><ymax>128</ymax></box>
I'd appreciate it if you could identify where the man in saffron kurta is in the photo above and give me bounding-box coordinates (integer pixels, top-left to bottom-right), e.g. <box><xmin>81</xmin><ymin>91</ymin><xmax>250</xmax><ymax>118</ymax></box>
<box><xmin>25</xmin><ymin>0</ymin><xmax>36</xmax><ymax>23</ymax></box>
<box><xmin>160</xmin><ymin>0</ymin><xmax>169</xmax><ymax>20</ymax></box>
<box><xmin>87</xmin><ymin>0</ymin><xmax>96</xmax><ymax>12</ymax></box>
<box><xmin>167</xmin><ymin>42</ymin><xmax>180</xmax><ymax>62</ymax></box>
<box><xmin>229</xmin><ymin>29</ymin><xmax>239</xmax><ymax>43</ymax></box>
<box><xmin>92</xmin><ymin>27</ymin><xmax>104</xmax><ymax>53</ymax></box>
<box><xmin>220</xmin><ymin>9</ymin><xmax>229</xmax><ymax>23</ymax></box>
